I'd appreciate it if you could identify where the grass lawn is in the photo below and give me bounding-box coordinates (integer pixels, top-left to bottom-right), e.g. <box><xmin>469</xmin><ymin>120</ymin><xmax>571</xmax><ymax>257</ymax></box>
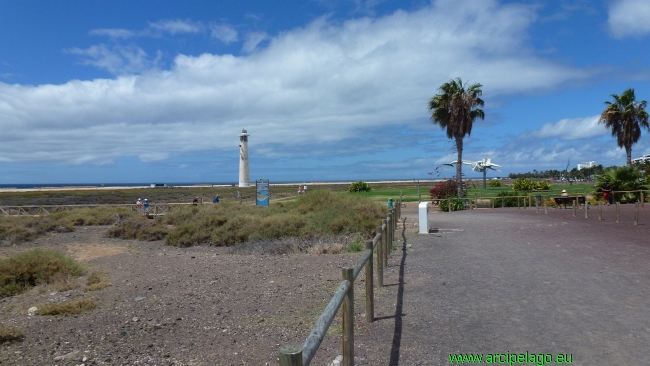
<box><xmin>351</xmin><ymin>181</ymin><xmax>598</xmax><ymax>203</ymax></box>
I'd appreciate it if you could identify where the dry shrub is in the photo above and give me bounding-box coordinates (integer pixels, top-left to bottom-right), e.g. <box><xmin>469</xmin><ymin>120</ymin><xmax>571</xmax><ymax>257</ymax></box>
<box><xmin>84</xmin><ymin>271</ymin><xmax>111</xmax><ymax>291</ymax></box>
<box><xmin>106</xmin><ymin>216</ymin><xmax>167</xmax><ymax>241</ymax></box>
<box><xmin>0</xmin><ymin>249</ymin><xmax>84</xmax><ymax>297</ymax></box>
<box><xmin>35</xmin><ymin>298</ymin><xmax>97</xmax><ymax>315</ymax></box>
<box><xmin>0</xmin><ymin>324</ymin><xmax>23</xmax><ymax>344</ymax></box>
<box><xmin>47</xmin><ymin>272</ymin><xmax>80</xmax><ymax>292</ymax></box>
<box><xmin>0</xmin><ymin>207</ymin><xmax>135</xmax><ymax>245</ymax></box>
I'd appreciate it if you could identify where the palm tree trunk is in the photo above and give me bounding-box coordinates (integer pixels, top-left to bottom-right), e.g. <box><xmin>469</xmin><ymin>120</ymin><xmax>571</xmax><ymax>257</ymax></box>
<box><xmin>455</xmin><ymin>136</ymin><xmax>463</xmax><ymax>197</ymax></box>
<box><xmin>626</xmin><ymin>144</ymin><xmax>632</xmax><ymax>166</ymax></box>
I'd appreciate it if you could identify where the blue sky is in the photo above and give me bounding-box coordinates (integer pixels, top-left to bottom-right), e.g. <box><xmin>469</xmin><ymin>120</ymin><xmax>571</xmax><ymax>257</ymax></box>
<box><xmin>1</xmin><ymin>0</ymin><xmax>650</xmax><ymax>184</ymax></box>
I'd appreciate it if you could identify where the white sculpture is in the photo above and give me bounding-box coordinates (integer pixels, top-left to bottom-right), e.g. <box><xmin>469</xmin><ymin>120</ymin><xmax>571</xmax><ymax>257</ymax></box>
<box><xmin>444</xmin><ymin>158</ymin><xmax>501</xmax><ymax>189</ymax></box>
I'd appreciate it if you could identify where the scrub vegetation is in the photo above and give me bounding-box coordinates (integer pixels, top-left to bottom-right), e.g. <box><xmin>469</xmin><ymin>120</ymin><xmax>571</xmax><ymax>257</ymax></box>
<box><xmin>108</xmin><ymin>190</ymin><xmax>387</xmax><ymax>247</ymax></box>
<box><xmin>0</xmin><ymin>249</ymin><xmax>84</xmax><ymax>297</ymax></box>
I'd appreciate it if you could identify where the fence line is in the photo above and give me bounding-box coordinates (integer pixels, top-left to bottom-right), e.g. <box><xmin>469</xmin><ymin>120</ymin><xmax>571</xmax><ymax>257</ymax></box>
<box><xmin>428</xmin><ymin>190</ymin><xmax>648</xmax><ymax>225</ymax></box>
<box><xmin>0</xmin><ymin>191</ymin><xmax>304</xmax><ymax>217</ymax></box>
<box><xmin>279</xmin><ymin>202</ymin><xmax>401</xmax><ymax>366</ymax></box>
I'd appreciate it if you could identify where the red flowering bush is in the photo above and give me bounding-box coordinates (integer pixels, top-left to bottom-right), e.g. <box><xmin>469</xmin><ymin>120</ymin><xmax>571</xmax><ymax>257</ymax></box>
<box><xmin>430</xmin><ymin>180</ymin><xmax>458</xmax><ymax>199</ymax></box>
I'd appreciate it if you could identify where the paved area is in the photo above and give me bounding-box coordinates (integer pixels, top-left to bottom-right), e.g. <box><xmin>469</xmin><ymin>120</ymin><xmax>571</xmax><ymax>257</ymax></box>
<box><xmin>355</xmin><ymin>204</ymin><xmax>650</xmax><ymax>365</ymax></box>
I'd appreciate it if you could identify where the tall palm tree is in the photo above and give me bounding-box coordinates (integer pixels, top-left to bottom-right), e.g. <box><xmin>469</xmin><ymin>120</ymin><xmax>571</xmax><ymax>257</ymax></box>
<box><xmin>428</xmin><ymin>78</ymin><xmax>484</xmax><ymax>196</ymax></box>
<box><xmin>599</xmin><ymin>88</ymin><xmax>649</xmax><ymax>166</ymax></box>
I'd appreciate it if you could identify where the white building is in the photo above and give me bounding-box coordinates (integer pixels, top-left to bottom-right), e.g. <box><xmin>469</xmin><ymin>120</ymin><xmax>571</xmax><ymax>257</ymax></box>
<box><xmin>577</xmin><ymin>161</ymin><xmax>595</xmax><ymax>170</ymax></box>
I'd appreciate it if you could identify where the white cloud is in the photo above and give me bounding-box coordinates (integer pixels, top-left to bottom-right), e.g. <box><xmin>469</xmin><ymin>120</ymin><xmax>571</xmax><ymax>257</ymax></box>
<box><xmin>90</xmin><ymin>19</ymin><xmax>236</xmax><ymax>40</ymax></box>
<box><xmin>89</xmin><ymin>28</ymin><xmax>137</xmax><ymax>39</ymax></box>
<box><xmin>0</xmin><ymin>0</ymin><xmax>589</xmax><ymax>165</ymax></box>
<box><xmin>608</xmin><ymin>0</ymin><xmax>650</xmax><ymax>38</ymax></box>
<box><xmin>148</xmin><ymin>19</ymin><xmax>203</xmax><ymax>35</ymax></box>
<box><xmin>242</xmin><ymin>32</ymin><xmax>268</xmax><ymax>52</ymax></box>
<box><xmin>210</xmin><ymin>24</ymin><xmax>238</xmax><ymax>43</ymax></box>
<box><xmin>66</xmin><ymin>44</ymin><xmax>161</xmax><ymax>75</ymax></box>
<box><xmin>528</xmin><ymin>115</ymin><xmax>606</xmax><ymax>140</ymax></box>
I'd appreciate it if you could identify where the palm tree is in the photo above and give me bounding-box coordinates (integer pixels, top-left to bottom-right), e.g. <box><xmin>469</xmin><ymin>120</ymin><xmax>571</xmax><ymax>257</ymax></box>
<box><xmin>599</xmin><ymin>88</ymin><xmax>649</xmax><ymax>166</ymax></box>
<box><xmin>428</xmin><ymin>78</ymin><xmax>485</xmax><ymax>196</ymax></box>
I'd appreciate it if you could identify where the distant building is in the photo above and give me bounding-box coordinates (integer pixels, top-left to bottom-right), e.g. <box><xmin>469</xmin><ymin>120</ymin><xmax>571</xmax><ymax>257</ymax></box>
<box><xmin>632</xmin><ymin>154</ymin><xmax>650</xmax><ymax>164</ymax></box>
<box><xmin>577</xmin><ymin>161</ymin><xmax>595</xmax><ymax>170</ymax></box>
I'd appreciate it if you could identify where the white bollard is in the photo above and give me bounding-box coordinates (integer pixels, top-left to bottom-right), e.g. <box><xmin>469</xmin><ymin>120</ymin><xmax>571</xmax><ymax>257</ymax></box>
<box><xmin>418</xmin><ymin>202</ymin><xmax>429</xmax><ymax>234</ymax></box>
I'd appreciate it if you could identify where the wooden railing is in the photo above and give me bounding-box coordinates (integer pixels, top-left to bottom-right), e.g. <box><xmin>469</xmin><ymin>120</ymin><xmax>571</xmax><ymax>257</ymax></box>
<box><xmin>428</xmin><ymin>190</ymin><xmax>649</xmax><ymax>224</ymax></box>
<box><xmin>279</xmin><ymin>202</ymin><xmax>401</xmax><ymax>366</ymax></box>
<box><xmin>0</xmin><ymin>191</ymin><xmax>305</xmax><ymax>216</ymax></box>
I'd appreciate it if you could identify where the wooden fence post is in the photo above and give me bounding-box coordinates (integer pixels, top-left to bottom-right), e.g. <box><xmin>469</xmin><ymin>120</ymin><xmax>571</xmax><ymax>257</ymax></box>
<box><xmin>536</xmin><ymin>196</ymin><xmax>539</xmax><ymax>214</ymax></box>
<box><xmin>377</xmin><ymin>225</ymin><xmax>383</xmax><ymax>288</ymax></box>
<box><xmin>585</xmin><ymin>201</ymin><xmax>588</xmax><ymax>219</ymax></box>
<box><xmin>517</xmin><ymin>197</ymin><xmax>520</xmax><ymax>209</ymax></box>
<box><xmin>501</xmin><ymin>196</ymin><xmax>504</xmax><ymax>208</ymax></box>
<box><xmin>598</xmin><ymin>202</ymin><xmax>602</xmax><ymax>221</ymax></box>
<box><xmin>448</xmin><ymin>198</ymin><xmax>451</xmax><ymax>213</ymax></box>
<box><xmin>544</xmin><ymin>196</ymin><xmax>548</xmax><ymax>214</ymax></box>
<box><xmin>279</xmin><ymin>346</ymin><xmax>303</xmax><ymax>366</ymax></box>
<box><xmin>523</xmin><ymin>198</ymin><xmax>526</xmax><ymax>210</ymax></box>
<box><xmin>616</xmin><ymin>202</ymin><xmax>620</xmax><ymax>223</ymax></box>
<box><xmin>573</xmin><ymin>200</ymin><xmax>577</xmax><ymax>217</ymax></box>
<box><xmin>365</xmin><ymin>240</ymin><xmax>374</xmax><ymax>323</ymax></box>
<box><xmin>381</xmin><ymin>219</ymin><xmax>390</xmax><ymax>268</ymax></box>
<box><xmin>635</xmin><ymin>202</ymin><xmax>639</xmax><ymax>226</ymax></box>
<box><xmin>642</xmin><ymin>191</ymin><xmax>645</xmax><ymax>209</ymax></box>
<box><xmin>342</xmin><ymin>267</ymin><xmax>354</xmax><ymax>366</ymax></box>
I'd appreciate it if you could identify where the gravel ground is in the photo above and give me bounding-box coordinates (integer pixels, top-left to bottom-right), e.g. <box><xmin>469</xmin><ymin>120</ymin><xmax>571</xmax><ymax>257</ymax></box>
<box><xmin>2</xmin><ymin>202</ymin><xmax>650</xmax><ymax>365</ymax></box>
<box><xmin>0</xmin><ymin>227</ymin><xmax>381</xmax><ymax>366</ymax></box>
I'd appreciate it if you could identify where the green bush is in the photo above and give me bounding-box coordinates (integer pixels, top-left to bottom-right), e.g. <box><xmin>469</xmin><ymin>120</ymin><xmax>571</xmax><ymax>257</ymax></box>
<box><xmin>346</xmin><ymin>237</ymin><xmax>365</xmax><ymax>253</ymax></box>
<box><xmin>0</xmin><ymin>249</ymin><xmax>84</xmax><ymax>297</ymax></box>
<box><xmin>512</xmin><ymin>178</ymin><xmax>536</xmax><ymax>191</ymax></box>
<box><xmin>437</xmin><ymin>195</ymin><xmax>465</xmax><ymax>211</ymax></box>
<box><xmin>348</xmin><ymin>181</ymin><xmax>372</xmax><ymax>192</ymax></box>
<box><xmin>535</xmin><ymin>181</ymin><xmax>551</xmax><ymax>191</ymax></box>
<box><xmin>488</xmin><ymin>180</ymin><xmax>502</xmax><ymax>188</ymax></box>
<box><xmin>596</xmin><ymin>166</ymin><xmax>648</xmax><ymax>203</ymax></box>
<box><xmin>494</xmin><ymin>191</ymin><xmax>525</xmax><ymax>208</ymax></box>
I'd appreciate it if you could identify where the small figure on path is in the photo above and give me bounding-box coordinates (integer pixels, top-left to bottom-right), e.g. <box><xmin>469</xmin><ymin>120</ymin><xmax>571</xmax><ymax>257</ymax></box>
<box><xmin>143</xmin><ymin>198</ymin><xmax>149</xmax><ymax>213</ymax></box>
<box><xmin>303</xmin><ymin>184</ymin><xmax>307</xmax><ymax>193</ymax></box>
<box><xmin>193</xmin><ymin>196</ymin><xmax>199</xmax><ymax>205</ymax></box>
<box><xmin>298</xmin><ymin>186</ymin><xmax>303</xmax><ymax>195</ymax></box>
<box><xmin>602</xmin><ymin>182</ymin><xmax>612</xmax><ymax>206</ymax></box>
<box><xmin>136</xmin><ymin>198</ymin><xmax>143</xmax><ymax>212</ymax></box>
<box><xmin>561</xmin><ymin>189</ymin><xmax>569</xmax><ymax>197</ymax></box>
<box><xmin>213</xmin><ymin>194</ymin><xmax>220</xmax><ymax>203</ymax></box>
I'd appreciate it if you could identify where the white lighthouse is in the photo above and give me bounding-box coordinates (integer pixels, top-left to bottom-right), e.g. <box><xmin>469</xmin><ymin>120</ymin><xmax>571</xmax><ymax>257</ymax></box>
<box><xmin>238</xmin><ymin>129</ymin><xmax>250</xmax><ymax>187</ymax></box>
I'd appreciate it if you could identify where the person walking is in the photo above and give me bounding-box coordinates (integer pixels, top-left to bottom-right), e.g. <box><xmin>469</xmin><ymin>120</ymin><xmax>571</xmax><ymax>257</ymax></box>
<box><xmin>143</xmin><ymin>198</ymin><xmax>149</xmax><ymax>213</ymax></box>
<box><xmin>136</xmin><ymin>198</ymin><xmax>143</xmax><ymax>212</ymax></box>
<box><xmin>602</xmin><ymin>182</ymin><xmax>612</xmax><ymax>205</ymax></box>
<box><xmin>213</xmin><ymin>194</ymin><xmax>220</xmax><ymax>203</ymax></box>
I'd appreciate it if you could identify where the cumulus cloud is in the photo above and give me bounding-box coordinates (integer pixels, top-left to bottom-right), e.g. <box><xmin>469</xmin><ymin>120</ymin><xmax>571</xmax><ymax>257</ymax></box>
<box><xmin>527</xmin><ymin>115</ymin><xmax>606</xmax><ymax>140</ymax></box>
<box><xmin>0</xmin><ymin>0</ymin><xmax>588</xmax><ymax>165</ymax></box>
<box><xmin>608</xmin><ymin>0</ymin><xmax>650</xmax><ymax>38</ymax></box>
